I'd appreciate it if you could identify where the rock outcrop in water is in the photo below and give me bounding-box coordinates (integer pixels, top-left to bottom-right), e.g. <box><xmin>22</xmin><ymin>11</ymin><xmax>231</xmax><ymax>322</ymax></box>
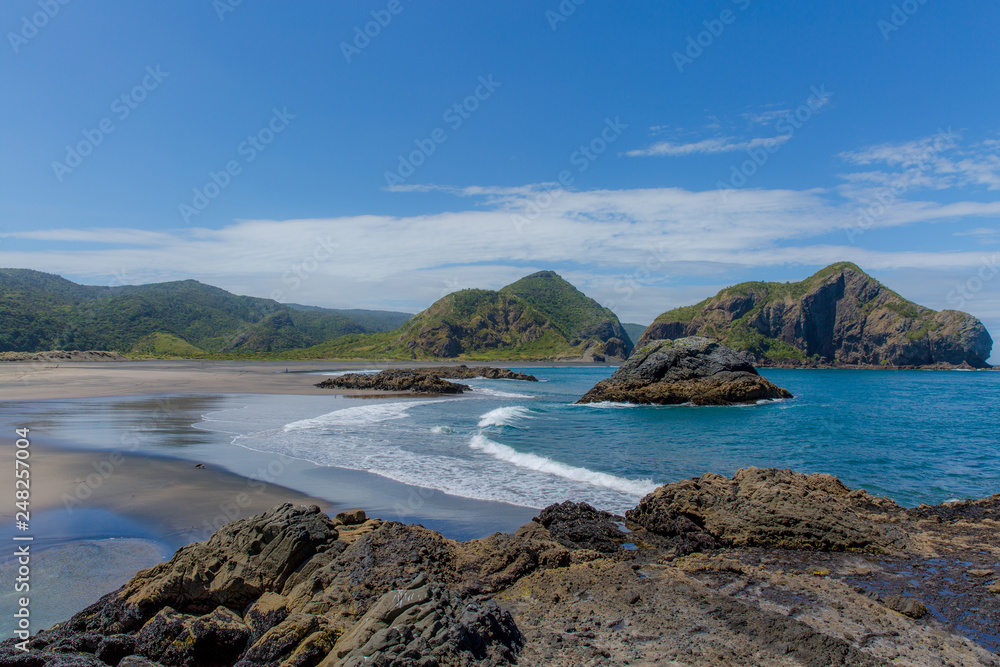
<box><xmin>5</xmin><ymin>475</ymin><xmax>1000</xmax><ymax>666</ymax></box>
<box><xmin>403</xmin><ymin>366</ymin><xmax>537</xmax><ymax>381</ymax></box>
<box><xmin>577</xmin><ymin>337</ymin><xmax>792</xmax><ymax>405</ymax></box>
<box><xmin>640</xmin><ymin>262</ymin><xmax>994</xmax><ymax>368</ymax></box>
<box><xmin>316</xmin><ymin>370</ymin><xmax>470</xmax><ymax>394</ymax></box>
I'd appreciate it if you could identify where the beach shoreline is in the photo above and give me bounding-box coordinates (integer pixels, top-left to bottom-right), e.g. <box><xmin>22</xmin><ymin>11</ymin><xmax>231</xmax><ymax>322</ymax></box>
<box><xmin>0</xmin><ymin>358</ymin><xmax>613</xmax><ymax>401</ymax></box>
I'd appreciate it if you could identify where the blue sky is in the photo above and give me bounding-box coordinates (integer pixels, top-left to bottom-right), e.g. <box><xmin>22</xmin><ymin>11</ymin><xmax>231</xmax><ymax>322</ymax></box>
<box><xmin>2</xmin><ymin>1</ymin><xmax>999</xmax><ymax>359</ymax></box>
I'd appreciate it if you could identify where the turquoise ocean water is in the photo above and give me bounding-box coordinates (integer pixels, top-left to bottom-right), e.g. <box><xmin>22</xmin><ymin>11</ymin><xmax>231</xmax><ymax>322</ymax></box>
<box><xmin>2</xmin><ymin>366</ymin><xmax>998</xmax><ymax>630</ymax></box>
<box><xmin>196</xmin><ymin>366</ymin><xmax>1000</xmax><ymax>513</ymax></box>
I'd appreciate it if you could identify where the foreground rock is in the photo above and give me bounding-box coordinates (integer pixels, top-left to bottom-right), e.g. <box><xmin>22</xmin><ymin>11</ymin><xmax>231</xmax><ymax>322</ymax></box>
<box><xmin>626</xmin><ymin>467</ymin><xmax>908</xmax><ymax>557</ymax></box>
<box><xmin>403</xmin><ymin>365</ymin><xmax>537</xmax><ymax>381</ymax></box>
<box><xmin>316</xmin><ymin>370</ymin><xmax>470</xmax><ymax>394</ymax></box>
<box><xmin>0</xmin><ymin>350</ymin><xmax>127</xmax><ymax>362</ymax></box>
<box><xmin>578</xmin><ymin>337</ymin><xmax>792</xmax><ymax>405</ymax></box>
<box><xmin>5</xmin><ymin>473</ymin><xmax>1000</xmax><ymax>666</ymax></box>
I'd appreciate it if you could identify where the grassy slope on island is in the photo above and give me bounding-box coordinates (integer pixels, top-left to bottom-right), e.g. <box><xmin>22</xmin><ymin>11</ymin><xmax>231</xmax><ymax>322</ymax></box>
<box><xmin>289</xmin><ymin>272</ymin><xmax>633</xmax><ymax>361</ymax></box>
<box><xmin>642</xmin><ymin>262</ymin><xmax>993</xmax><ymax>367</ymax></box>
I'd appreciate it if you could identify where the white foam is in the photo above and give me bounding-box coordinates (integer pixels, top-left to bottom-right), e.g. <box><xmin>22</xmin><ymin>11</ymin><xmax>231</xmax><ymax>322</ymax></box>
<box><xmin>469</xmin><ymin>434</ymin><xmax>658</xmax><ymax>496</ymax></box>
<box><xmin>570</xmin><ymin>401</ymin><xmax>640</xmax><ymax>409</ymax></box>
<box><xmin>283</xmin><ymin>399</ymin><xmax>439</xmax><ymax>431</ymax></box>
<box><xmin>477</xmin><ymin>406</ymin><xmax>534</xmax><ymax>429</ymax></box>
<box><xmin>430</xmin><ymin>425</ymin><xmax>454</xmax><ymax>434</ymax></box>
<box><xmin>469</xmin><ymin>386</ymin><xmax>536</xmax><ymax>399</ymax></box>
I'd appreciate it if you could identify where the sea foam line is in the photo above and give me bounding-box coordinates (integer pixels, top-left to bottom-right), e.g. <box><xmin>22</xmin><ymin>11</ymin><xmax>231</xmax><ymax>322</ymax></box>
<box><xmin>469</xmin><ymin>386</ymin><xmax>536</xmax><ymax>399</ymax></box>
<box><xmin>477</xmin><ymin>406</ymin><xmax>535</xmax><ymax>429</ymax></box>
<box><xmin>469</xmin><ymin>433</ymin><xmax>658</xmax><ymax>497</ymax></box>
<box><xmin>284</xmin><ymin>399</ymin><xmax>439</xmax><ymax>431</ymax></box>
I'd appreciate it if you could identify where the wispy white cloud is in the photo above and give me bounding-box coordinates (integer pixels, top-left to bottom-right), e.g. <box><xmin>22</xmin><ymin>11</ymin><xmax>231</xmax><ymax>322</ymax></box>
<box><xmin>3</xmin><ymin>184</ymin><xmax>998</xmax><ymax>314</ymax></box>
<box><xmin>626</xmin><ymin>135</ymin><xmax>790</xmax><ymax>157</ymax></box>
<box><xmin>740</xmin><ymin>108</ymin><xmax>792</xmax><ymax>126</ymax></box>
<box><xmin>839</xmin><ymin>131</ymin><xmax>1000</xmax><ymax>193</ymax></box>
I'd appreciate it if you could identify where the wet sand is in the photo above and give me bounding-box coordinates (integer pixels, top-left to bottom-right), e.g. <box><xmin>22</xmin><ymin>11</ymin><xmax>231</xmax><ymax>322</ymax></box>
<box><xmin>0</xmin><ymin>444</ymin><xmax>332</xmax><ymax>550</ymax></box>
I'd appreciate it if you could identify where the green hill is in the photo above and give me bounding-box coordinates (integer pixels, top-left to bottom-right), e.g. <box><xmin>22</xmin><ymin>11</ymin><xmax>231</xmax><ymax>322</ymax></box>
<box><xmin>285</xmin><ymin>304</ymin><xmax>413</xmax><ymax>332</ymax></box>
<box><xmin>0</xmin><ymin>270</ymin><xmax>366</xmax><ymax>356</ymax></box>
<box><xmin>640</xmin><ymin>262</ymin><xmax>993</xmax><ymax>368</ymax></box>
<box><xmin>294</xmin><ymin>271</ymin><xmax>633</xmax><ymax>361</ymax></box>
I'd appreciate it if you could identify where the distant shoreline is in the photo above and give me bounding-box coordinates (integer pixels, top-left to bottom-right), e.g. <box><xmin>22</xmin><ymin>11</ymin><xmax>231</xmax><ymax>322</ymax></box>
<box><xmin>2</xmin><ymin>358</ymin><xmax>995</xmax><ymax>402</ymax></box>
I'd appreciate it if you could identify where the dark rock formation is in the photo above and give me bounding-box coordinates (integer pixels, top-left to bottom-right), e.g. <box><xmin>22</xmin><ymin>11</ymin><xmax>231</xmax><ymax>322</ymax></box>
<box><xmin>404</xmin><ymin>365</ymin><xmax>538</xmax><ymax>381</ymax></box>
<box><xmin>533</xmin><ymin>502</ymin><xmax>627</xmax><ymax>554</ymax></box>
<box><xmin>5</xmin><ymin>479</ymin><xmax>1000</xmax><ymax>665</ymax></box>
<box><xmin>625</xmin><ymin>467</ymin><xmax>907</xmax><ymax>556</ymax></box>
<box><xmin>641</xmin><ymin>262</ymin><xmax>993</xmax><ymax>368</ymax></box>
<box><xmin>316</xmin><ymin>370</ymin><xmax>470</xmax><ymax>394</ymax></box>
<box><xmin>577</xmin><ymin>337</ymin><xmax>792</xmax><ymax>405</ymax></box>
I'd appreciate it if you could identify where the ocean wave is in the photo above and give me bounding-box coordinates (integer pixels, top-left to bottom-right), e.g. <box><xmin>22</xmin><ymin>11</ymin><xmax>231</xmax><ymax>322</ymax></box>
<box><xmin>570</xmin><ymin>401</ymin><xmax>640</xmax><ymax>409</ymax></box>
<box><xmin>477</xmin><ymin>406</ymin><xmax>535</xmax><ymax>429</ymax></box>
<box><xmin>469</xmin><ymin>434</ymin><xmax>658</xmax><ymax>497</ymax></box>
<box><xmin>468</xmin><ymin>386</ymin><xmax>536</xmax><ymax>399</ymax></box>
<box><xmin>283</xmin><ymin>399</ymin><xmax>439</xmax><ymax>431</ymax></box>
<box><xmin>430</xmin><ymin>425</ymin><xmax>454</xmax><ymax>434</ymax></box>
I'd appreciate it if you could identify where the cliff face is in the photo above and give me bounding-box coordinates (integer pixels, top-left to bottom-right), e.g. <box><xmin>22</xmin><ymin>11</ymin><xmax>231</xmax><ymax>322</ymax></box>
<box><xmin>639</xmin><ymin>263</ymin><xmax>993</xmax><ymax>368</ymax></box>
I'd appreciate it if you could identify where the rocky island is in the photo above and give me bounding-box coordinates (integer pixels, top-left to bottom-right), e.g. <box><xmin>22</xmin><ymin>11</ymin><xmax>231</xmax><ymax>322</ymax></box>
<box><xmin>640</xmin><ymin>262</ymin><xmax>994</xmax><ymax>369</ymax></box>
<box><xmin>5</xmin><ymin>468</ymin><xmax>998</xmax><ymax>666</ymax></box>
<box><xmin>401</xmin><ymin>366</ymin><xmax>537</xmax><ymax>381</ymax></box>
<box><xmin>578</xmin><ymin>337</ymin><xmax>792</xmax><ymax>405</ymax></box>
<box><xmin>316</xmin><ymin>370</ymin><xmax>471</xmax><ymax>394</ymax></box>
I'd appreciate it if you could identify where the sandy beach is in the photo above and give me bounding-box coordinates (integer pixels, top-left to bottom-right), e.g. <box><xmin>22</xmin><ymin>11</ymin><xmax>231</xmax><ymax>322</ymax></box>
<box><xmin>0</xmin><ymin>359</ymin><xmax>397</xmax><ymax>401</ymax></box>
<box><xmin>0</xmin><ymin>358</ymin><xmax>610</xmax><ymax>401</ymax></box>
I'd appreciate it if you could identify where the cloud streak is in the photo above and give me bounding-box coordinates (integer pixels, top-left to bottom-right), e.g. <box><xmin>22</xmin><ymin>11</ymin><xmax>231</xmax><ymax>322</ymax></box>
<box><xmin>626</xmin><ymin>135</ymin><xmax>790</xmax><ymax>157</ymax></box>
